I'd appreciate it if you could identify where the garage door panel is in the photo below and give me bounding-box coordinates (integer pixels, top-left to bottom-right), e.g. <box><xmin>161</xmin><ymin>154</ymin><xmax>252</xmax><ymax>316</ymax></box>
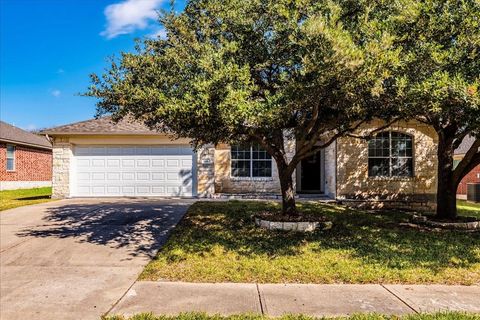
<box><xmin>122</xmin><ymin>172</ymin><xmax>135</xmax><ymax>181</ymax></box>
<box><xmin>107</xmin><ymin>159</ymin><xmax>121</xmax><ymax>167</ymax></box>
<box><xmin>91</xmin><ymin>186</ymin><xmax>106</xmax><ymax>194</ymax></box>
<box><xmin>136</xmin><ymin>159</ymin><xmax>150</xmax><ymax>167</ymax></box>
<box><xmin>106</xmin><ymin>186</ymin><xmax>121</xmax><ymax>195</ymax></box>
<box><xmin>91</xmin><ymin>159</ymin><xmax>105</xmax><ymax>167</ymax></box>
<box><xmin>136</xmin><ymin>172</ymin><xmax>150</xmax><ymax>181</ymax></box>
<box><xmin>121</xmin><ymin>159</ymin><xmax>135</xmax><ymax>167</ymax></box>
<box><xmin>122</xmin><ymin>186</ymin><xmax>135</xmax><ymax>195</ymax></box>
<box><xmin>91</xmin><ymin>172</ymin><xmax>105</xmax><ymax>181</ymax></box>
<box><xmin>151</xmin><ymin>159</ymin><xmax>165</xmax><ymax>167</ymax></box>
<box><xmin>151</xmin><ymin>172</ymin><xmax>165</xmax><ymax>181</ymax></box>
<box><xmin>72</xmin><ymin>145</ymin><xmax>195</xmax><ymax>197</ymax></box>
<box><xmin>77</xmin><ymin>159</ymin><xmax>90</xmax><ymax>167</ymax></box>
<box><xmin>77</xmin><ymin>172</ymin><xmax>90</xmax><ymax>181</ymax></box>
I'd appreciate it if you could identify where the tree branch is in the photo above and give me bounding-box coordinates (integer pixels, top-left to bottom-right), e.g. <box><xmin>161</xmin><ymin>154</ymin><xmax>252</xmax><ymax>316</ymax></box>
<box><xmin>345</xmin><ymin>119</ymin><xmax>399</xmax><ymax>140</ymax></box>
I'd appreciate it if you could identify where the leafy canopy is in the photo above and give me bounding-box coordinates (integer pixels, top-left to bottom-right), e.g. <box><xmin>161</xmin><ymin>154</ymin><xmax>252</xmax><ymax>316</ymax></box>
<box><xmin>390</xmin><ymin>0</ymin><xmax>480</xmax><ymax>139</ymax></box>
<box><xmin>88</xmin><ymin>0</ymin><xmax>400</xmax><ymax>151</ymax></box>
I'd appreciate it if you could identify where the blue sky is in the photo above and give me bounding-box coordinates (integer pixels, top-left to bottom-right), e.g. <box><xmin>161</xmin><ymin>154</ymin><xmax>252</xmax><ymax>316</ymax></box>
<box><xmin>1</xmin><ymin>0</ymin><xmax>184</xmax><ymax>131</ymax></box>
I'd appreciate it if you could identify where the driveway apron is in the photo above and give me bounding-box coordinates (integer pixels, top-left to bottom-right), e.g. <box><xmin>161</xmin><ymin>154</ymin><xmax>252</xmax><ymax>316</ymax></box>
<box><xmin>0</xmin><ymin>198</ymin><xmax>191</xmax><ymax>320</ymax></box>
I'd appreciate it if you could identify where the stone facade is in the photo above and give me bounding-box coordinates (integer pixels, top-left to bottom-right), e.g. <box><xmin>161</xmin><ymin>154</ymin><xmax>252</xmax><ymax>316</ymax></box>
<box><xmin>197</xmin><ymin>145</ymin><xmax>215</xmax><ymax>197</ymax></box>
<box><xmin>0</xmin><ymin>143</ymin><xmax>52</xmax><ymax>190</ymax></box>
<box><xmin>49</xmin><ymin>120</ymin><xmax>440</xmax><ymax>211</ymax></box>
<box><xmin>214</xmin><ymin>138</ymin><xmax>296</xmax><ymax>194</ymax></box>
<box><xmin>51</xmin><ymin>138</ymin><xmax>73</xmax><ymax>199</ymax></box>
<box><xmin>336</xmin><ymin>120</ymin><xmax>438</xmax><ymax>210</ymax></box>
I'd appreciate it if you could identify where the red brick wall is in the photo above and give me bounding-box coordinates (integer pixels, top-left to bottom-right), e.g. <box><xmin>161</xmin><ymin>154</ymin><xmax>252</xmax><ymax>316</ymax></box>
<box><xmin>457</xmin><ymin>164</ymin><xmax>480</xmax><ymax>195</ymax></box>
<box><xmin>0</xmin><ymin>143</ymin><xmax>52</xmax><ymax>181</ymax></box>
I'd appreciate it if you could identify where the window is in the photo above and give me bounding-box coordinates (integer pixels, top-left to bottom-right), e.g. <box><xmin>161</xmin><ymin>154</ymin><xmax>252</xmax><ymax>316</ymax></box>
<box><xmin>231</xmin><ymin>143</ymin><xmax>272</xmax><ymax>178</ymax></box>
<box><xmin>368</xmin><ymin>132</ymin><xmax>413</xmax><ymax>177</ymax></box>
<box><xmin>6</xmin><ymin>145</ymin><xmax>15</xmax><ymax>171</ymax></box>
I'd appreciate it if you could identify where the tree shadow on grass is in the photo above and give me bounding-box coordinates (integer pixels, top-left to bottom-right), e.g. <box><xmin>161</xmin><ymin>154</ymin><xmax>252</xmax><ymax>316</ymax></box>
<box><xmin>164</xmin><ymin>200</ymin><xmax>480</xmax><ymax>272</ymax></box>
<box><xmin>15</xmin><ymin>195</ymin><xmax>51</xmax><ymax>201</ymax></box>
<box><xmin>16</xmin><ymin>200</ymin><xmax>190</xmax><ymax>258</ymax></box>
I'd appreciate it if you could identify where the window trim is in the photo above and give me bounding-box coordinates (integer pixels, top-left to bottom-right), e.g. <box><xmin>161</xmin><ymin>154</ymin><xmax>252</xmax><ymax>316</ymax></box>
<box><xmin>368</xmin><ymin>131</ymin><xmax>414</xmax><ymax>178</ymax></box>
<box><xmin>230</xmin><ymin>144</ymin><xmax>273</xmax><ymax>179</ymax></box>
<box><xmin>6</xmin><ymin>144</ymin><xmax>16</xmax><ymax>172</ymax></box>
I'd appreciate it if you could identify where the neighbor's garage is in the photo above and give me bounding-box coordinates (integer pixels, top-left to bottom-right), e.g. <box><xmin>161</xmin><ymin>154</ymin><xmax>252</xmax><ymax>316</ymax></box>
<box><xmin>71</xmin><ymin>145</ymin><xmax>196</xmax><ymax>197</ymax></box>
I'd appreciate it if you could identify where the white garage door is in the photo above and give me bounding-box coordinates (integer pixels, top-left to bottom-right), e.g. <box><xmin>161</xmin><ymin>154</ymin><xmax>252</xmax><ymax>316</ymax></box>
<box><xmin>71</xmin><ymin>145</ymin><xmax>195</xmax><ymax>197</ymax></box>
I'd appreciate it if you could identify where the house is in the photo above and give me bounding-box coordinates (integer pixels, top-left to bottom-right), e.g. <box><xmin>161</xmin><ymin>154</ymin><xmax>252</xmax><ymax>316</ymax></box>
<box><xmin>0</xmin><ymin>121</ymin><xmax>52</xmax><ymax>190</ymax></box>
<box><xmin>42</xmin><ymin>117</ymin><xmax>438</xmax><ymax>210</ymax></box>
<box><xmin>455</xmin><ymin>136</ymin><xmax>480</xmax><ymax>200</ymax></box>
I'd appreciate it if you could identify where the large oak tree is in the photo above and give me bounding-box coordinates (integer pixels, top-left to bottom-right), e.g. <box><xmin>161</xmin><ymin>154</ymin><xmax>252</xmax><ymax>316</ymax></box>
<box><xmin>88</xmin><ymin>0</ymin><xmax>399</xmax><ymax>215</ymax></box>
<box><xmin>387</xmin><ymin>0</ymin><xmax>480</xmax><ymax>219</ymax></box>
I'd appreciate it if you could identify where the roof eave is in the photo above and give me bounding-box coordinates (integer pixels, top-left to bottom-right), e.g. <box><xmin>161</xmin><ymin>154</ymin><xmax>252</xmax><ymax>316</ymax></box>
<box><xmin>0</xmin><ymin>138</ymin><xmax>52</xmax><ymax>150</ymax></box>
<box><xmin>42</xmin><ymin>131</ymin><xmax>163</xmax><ymax>136</ymax></box>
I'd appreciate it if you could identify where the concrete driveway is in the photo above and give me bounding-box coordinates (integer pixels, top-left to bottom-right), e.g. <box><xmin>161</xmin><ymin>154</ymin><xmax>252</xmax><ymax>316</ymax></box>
<box><xmin>0</xmin><ymin>198</ymin><xmax>192</xmax><ymax>320</ymax></box>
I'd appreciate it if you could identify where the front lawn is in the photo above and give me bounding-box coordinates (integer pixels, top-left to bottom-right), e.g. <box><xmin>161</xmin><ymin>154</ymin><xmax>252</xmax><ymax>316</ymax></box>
<box><xmin>141</xmin><ymin>201</ymin><xmax>480</xmax><ymax>284</ymax></box>
<box><xmin>457</xmin><ymin>200</ymin><xmax>480</xmax><ymax>219</ymax></box>
<box><xmin>0</xmin><ymin>187</ymin><xmax>53</xmax><ymax>211</ymax></box>
<box><xmin>106</xmin><ymin>312</ymin><xmax>479</xmax><ymax>320</ymax></box>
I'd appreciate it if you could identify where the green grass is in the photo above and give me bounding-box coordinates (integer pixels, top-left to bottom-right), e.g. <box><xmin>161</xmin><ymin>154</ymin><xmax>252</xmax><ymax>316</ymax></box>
<box><xmin>140</xmin><ymin>200</ymin><xmax>480</xmax><ymax>285</ymax></box>
<box><xmin>105</xmin><ymin>312</ymin><xmax>480</xmax><ymax>320</ymax></box>
<box><xmin>0</xmin><ymin>187</ymin><xmax>53</xmax><ymax>211</ymax></box>
<box><xmin>457</xmin><ymin>200</ymin><xmax>480</xmax><ymax>219</ymax></box>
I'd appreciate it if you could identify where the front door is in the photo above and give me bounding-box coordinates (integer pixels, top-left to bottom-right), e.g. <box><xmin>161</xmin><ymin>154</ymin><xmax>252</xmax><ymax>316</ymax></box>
<box><xmin>300</xmin><ymin>151</ymin><xmax>322</xmax><ymax>192</ymax></box>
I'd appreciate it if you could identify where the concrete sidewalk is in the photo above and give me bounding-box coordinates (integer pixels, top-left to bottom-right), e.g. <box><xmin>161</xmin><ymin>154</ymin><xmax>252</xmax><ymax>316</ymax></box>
<box><xmin>109</xmin><ymin>282</ymin><xmax>480</xmax><ymax>317</ymax></box>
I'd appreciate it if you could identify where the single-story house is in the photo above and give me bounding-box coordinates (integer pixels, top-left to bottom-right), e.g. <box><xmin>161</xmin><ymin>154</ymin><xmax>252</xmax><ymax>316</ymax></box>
<box><xmin>42</xmin><ymin>117</ymin><xmax>438</xmax><ymax>210</ymax></box>
<box><xmin>455</xmin><ymin>136</ymin><xmax>480</xmax><ymax>200</ymax></box>
<box><xmin>0</xmin><ymin>121</ymin><xmax>52</xmax><ymax>190</ymax></box>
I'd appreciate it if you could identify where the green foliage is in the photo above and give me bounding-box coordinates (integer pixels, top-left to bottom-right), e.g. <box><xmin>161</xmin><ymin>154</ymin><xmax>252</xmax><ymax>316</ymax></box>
<box><xmin>457</xmin><ymin>201</ymin><xmax>480</xmax><ymax>219</ymax></box>
<box><xmin>390</xmin><ymin>0</ymin><xmax>480</xmax><ymax>123</ymax></box>
<box><xmin>139</xmin><ymin>201</ymin><xmax>480</xmax><ymax>284</ymax></box>
<box><xmin>88</xmin><ymin>0</ymin><xmax>399</xmax><ymax>148</ymax></box>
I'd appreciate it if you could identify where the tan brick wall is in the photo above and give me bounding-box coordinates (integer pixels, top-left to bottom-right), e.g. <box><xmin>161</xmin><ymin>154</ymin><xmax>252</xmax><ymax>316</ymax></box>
<box><xmin>336</xmin><ymin>119</ymin><xmax>438</xmax><ymax>207</ymax></box>
<box><xmin>214</xmin><ymin>138</ymin><xmax>296</xmax><ymax>194</ymax></box>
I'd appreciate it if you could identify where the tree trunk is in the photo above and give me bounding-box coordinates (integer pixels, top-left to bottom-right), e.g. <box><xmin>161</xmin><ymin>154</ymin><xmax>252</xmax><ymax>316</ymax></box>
<box><xmin>436</xmin><ymin>136</ymin><xmax>458</xmax><ymax>220</ymax></box>
<box><xmin>276</xmin><ymin>162</ymin><xmax>298</xmax><ymax>216</ymax></box>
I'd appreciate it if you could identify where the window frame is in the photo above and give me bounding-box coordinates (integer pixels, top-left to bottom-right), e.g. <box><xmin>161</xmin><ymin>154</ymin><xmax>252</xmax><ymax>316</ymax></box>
<box><xmin>6</xmin><ymin>144</ymin><xmax>16</xmax><ymax>172</ymax></box>
<box><xmin>230</xmin><ymin>143</ymin><xmax>273</xmax><ymax>179</ymax></box>
<box><xmin>368</xmin><ymin>131</ymin><xmax>414</xmax><ymax>178</ymax></box>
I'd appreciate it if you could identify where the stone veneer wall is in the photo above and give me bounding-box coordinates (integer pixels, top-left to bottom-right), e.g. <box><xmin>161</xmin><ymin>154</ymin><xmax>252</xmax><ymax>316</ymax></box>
<box><xmin>214</xmin><ymin>138</ymin><xmax>296</xmax><ymax>194</ymax></box>
<box><xmin>336</xmin><ymin>120</ymin><xmax>438</xmax><ymax>211</ymax></box>
<box><xmin>51</xmin><ymin>137</ymin><xmax>73</xmax><ymax>199</ymax></box>
<box><xmin>197</xmin><ymin>145</ymin><xmax>215</xmax><ymax>197</ymax></box>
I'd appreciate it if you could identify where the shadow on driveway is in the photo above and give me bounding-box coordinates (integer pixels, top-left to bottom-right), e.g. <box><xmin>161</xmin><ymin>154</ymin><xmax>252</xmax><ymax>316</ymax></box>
<box><xmin>16</xmin><ymin>199</ymin><xmax>191</xmax><ymax>258</ymax></box>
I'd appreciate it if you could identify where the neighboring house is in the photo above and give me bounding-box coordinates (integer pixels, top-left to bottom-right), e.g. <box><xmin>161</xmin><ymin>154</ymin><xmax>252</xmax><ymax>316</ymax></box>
<box><xmin>42</xmin><ymin>117</ymin><xmax>438</xmax><ymax>210</ymax></box>
<box><xmin>0</xmin><ymin>121</ymin><xmax>52</xmax><ymax>191</ymax></box>
<box><xmin>455</xmin><ymin>136</ymin><xmax>480</xmax><ymax>200</ymax></box>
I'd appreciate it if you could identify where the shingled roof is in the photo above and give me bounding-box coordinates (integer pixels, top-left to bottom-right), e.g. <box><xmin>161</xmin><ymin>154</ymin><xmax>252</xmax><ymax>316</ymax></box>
<box><xmin>0</xmin><ymin>121</ymin><xmax>52</xmax><ymax>149</ymax></box>
<box><xmin>455</xmin><ymin>136</ymin><xmax>477</xmax><ymax>155</ymax></box>
<box><xmin>41</xmin><ymin>116</ymin><xmax>158</xmax><ymax>135</ymax></box>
